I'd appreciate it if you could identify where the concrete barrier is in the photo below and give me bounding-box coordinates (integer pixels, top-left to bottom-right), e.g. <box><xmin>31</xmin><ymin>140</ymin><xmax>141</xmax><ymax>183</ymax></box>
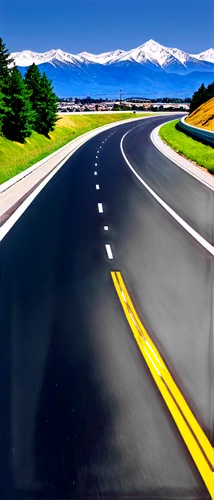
<box><xmin>179</xmin><ymin>116</ymin><xmax>214</xmax><ymax>146</ymax></box>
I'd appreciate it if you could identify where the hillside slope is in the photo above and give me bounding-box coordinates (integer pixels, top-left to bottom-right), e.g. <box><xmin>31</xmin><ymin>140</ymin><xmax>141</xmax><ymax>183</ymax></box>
<box><xmin>186</xmin><ymin>98</ymin><xmax>214</xmax><ymax>131</ymax></box>
<box><xmin>18</xmin><ymin>62</ymin><xmax>214</xmax><ymax>99</ymax></box>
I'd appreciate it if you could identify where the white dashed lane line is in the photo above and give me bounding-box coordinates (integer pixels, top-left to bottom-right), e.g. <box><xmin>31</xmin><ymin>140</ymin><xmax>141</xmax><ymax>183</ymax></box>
<box><xmin>94</xmin><ymin>139</ymin><xmax>112</xmax><ymax>259</ymax></box>
<box><xmin>98</xmin><ymin>203</ymin><xmax>104</xmax><ymax>213</ymax></box>
<box><xmin>105</xmin><ymin>244</ymin><xmax>113</xmax><ymax>259</ymax></box>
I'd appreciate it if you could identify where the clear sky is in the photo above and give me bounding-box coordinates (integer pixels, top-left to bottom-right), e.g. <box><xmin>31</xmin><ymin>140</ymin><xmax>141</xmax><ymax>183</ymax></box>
<box><xmin>0</xmin><ymin>0</ymin><xmax>213</xmax><ymax>54</ymax></box>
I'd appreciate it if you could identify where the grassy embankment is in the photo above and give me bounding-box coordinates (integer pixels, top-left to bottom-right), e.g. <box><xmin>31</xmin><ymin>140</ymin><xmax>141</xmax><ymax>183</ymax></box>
<box><xmin>0</xmin><ymin>113</ymin><xmax>151</xmax><ymax>184</ymax></box>
<box><xmin>159</xmin><ymin>119</ymin><xmax>214</xmax><ymax>174</ymax></box>
<box><xmin>185</xmin><ymin>98</ymin><xmax>214</xmax><ymax>131</ymax></box>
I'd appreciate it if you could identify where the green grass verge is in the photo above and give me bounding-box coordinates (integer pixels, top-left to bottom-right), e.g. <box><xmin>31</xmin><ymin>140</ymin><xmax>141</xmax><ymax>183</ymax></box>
<box><xmin>0</xmin><ymin>113</ymin><xmax>152</xmax><ymax>184</ymax></box>
<box><xmin>159</xmin><ymin>119</ymin><xmax>214</xmax><ymax>175</ymax></box>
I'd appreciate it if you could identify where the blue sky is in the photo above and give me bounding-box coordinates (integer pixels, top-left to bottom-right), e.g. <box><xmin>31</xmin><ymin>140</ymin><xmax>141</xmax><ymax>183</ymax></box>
<box><xmin>1</xmin><ymin>0</ymin><xmax>213</xmax><ymax>54</ymax></box>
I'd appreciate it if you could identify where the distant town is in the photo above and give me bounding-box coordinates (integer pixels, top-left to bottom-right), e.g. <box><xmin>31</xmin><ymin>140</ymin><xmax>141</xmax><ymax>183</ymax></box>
<box><xmin>57</xmin><ymin>97</ymin><xmax>190</xmax><ymax>113</ymax></box>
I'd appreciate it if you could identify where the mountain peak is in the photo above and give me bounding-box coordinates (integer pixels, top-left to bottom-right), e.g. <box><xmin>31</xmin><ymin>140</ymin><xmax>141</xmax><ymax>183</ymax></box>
<box><xmin>191</xmin><ymin>48</ymin><xmax>214</xmax><ymax>63</ymax></box>
<box><xmin>11</xmin><ymin>41</ymin><xmax>214</xmax><ymax>68</ymax></box>
<box><xmin>143</xmin><ymin>39</ymin><xmax>162</xmax><ymax>46</ymax></box>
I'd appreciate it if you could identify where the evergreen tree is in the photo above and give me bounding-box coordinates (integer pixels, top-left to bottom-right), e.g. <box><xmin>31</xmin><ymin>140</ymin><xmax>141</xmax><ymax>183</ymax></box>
<box><xmin>24</xmin><ymin>63</ymin><xmax>42</xmax><ymax>121</ymax></box>
<box><xmin>35</xmin><ymin>73</ymin><xmax>58</xmax><ymax>135</ymax></box>
<box><xmin>0</xmin><ymin>88</ymin><xmax>5</xmax><ymax>134</ymax></box>
<box><xmin>0</xmin><ymin>37</ymin><xmax>14</xmax><ymax>90</ymax></box>
<box><xmin>25</xmin><ymin>63</ymin><xmax>42</xmax><ymax>131</ymax></box>
<box><xmin>206</xmin><ymin>82</ymin><xmax>214</xmax><ymax>101</ymax></box>
<box><xmin>189</xmin><ymin>82</ymin><xmax>214</xmax><ymax>113</ymax></box>
<box><xmin>189</xmin><ymin>83</ymin><xmax>206</xmax><ymax>113</ymax></box>
<box><xmin>0</xmin><ymin>38</ymin><xmax>14</xmax><ymax>134</ymax></box>
<box><xmin>25</xmin><ymin>65</ymin><xmax>58</xmax><ymax>135</ymax></box>
<box><xmin>3</xmin><ymin>67</ymin><xmax>35</xmax><ymax>142</ymax></box>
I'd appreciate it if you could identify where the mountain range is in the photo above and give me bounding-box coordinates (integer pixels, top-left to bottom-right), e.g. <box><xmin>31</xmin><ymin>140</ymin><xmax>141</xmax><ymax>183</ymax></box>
<box><xmin>11</xmin><ymin>40</ymin><xmax>214</xmax><ymax>98</ymax></box>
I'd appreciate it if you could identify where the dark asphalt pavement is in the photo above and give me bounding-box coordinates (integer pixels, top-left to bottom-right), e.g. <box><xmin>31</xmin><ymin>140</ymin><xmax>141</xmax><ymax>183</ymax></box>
<box><xmin>1</xmin><ymin>116</ymin><xmax>213</xmax><ymax>499</ymax></box>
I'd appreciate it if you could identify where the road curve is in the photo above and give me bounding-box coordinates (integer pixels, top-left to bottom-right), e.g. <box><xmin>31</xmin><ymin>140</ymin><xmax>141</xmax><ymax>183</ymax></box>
<box><xmin>1</xmin><ymin>115</ymin><xmax>213</xmax><ymax>499</ymax></box>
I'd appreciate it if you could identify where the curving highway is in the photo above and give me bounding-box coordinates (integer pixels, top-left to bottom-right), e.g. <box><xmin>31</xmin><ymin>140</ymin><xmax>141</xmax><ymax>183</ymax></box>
<box><xmin>1</xmin><ymin>115</ymin><xmax>213</xmax><ymax>499</ymax></box>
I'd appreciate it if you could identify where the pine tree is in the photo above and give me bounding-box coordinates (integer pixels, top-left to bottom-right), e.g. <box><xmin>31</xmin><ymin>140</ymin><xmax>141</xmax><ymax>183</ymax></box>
<box><xmin>25</xmin><ymin>63</ymin><xmax>42</xmax><ymax>131</ymax></box>
<box><xmin>0</xmin><ymin>38</ymin><xmax>14</xmax><ymax>134</ymax></box>
<box><xmin>3</xmin><ymin>67</ymin><xmax>35</xmax><ymax>142</ymax></box>
<box><xmin>206</xmin><ymin>82</ymin><xmax>214</xmax><ymax>101</ymax></box>
<box><xmin>189</xmin><ymin>82</ymin><xmax>214</xmax><ymax>113</ymax></box>
<box><xmin>0</xmin><ymin>88</ymin><xmax>5</xmax><ymax>134</ymax></box>
<box><xmin>25</xmin><ymin>65</ymin><xmax>58</xmax><ymax>136</ymax></box>
<box><xmin>0</xmin><ymin>76</ymin><xmax>5</xmax><ymax>134</ymax></box>
<box><xmin>35</xmin><ymin>73</ymin><xmax>58</xmax><ymax>135</ymax></box>
<box><xmin>24</xmin><ymin>63</ymin><xmax>42</xmax><ymax>123</ymax></box>
<box><xmin>189</xmin><ymin>83</ymin><xmax>206</xmax><ymax>113</ymax></box>
<box><xmin>0</xmin><ymin>37</ymin><xmax>14</xmax><ymax>88</ymax></box>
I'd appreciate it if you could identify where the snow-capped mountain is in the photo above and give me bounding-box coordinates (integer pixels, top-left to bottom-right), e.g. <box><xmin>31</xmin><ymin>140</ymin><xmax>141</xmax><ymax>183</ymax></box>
<box><xmin>11</xmin><ymin>39</ymin><xmax>214</xmax><ymax>70</ymax></box>
<box><xmin>11</xmin><ymin>50</ymin><xmax>45</xmax><ymax>66</ymax></box>
<box><xmin>11</xmin><ymin>49</ymin><xmax>82</xmax><ymax>67</ymax></box>
<box><xmin>115</xmin><ymin>40</ymin><xmax>186</xmax><ymax>68</ymax></box>
<box><xmin>191</xmin><ymin>48</ymin><xmax>214</xmax><ymax>63</ymax></box>
<box><xmin>100</xmin><ymin>39</ymin><xmax>214</xmax><ymax>73</ymax></box>
<box><xmin>12</xmin><ymin>40</ymin><xmax>214</xmax><ymax>98</ymax></box>
<box><xmin>10</xmin><ymin>48</ymin><xmax>126</xmax><ymax>67</ymax></box>
<box><xmin>77</xmin><ymin>49</ymin><xmax>126</xmax><ymax>65</ymax></box>
<box><xmin>11</xmin><ymin>39</ymin><xmax>214</xmax><ymax>68</ymax></box>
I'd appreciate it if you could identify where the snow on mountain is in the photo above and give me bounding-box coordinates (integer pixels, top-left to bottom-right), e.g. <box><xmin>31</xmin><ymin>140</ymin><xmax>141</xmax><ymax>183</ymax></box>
<box><xmin>75</xmin><ymin>51</ymin><xmax>98</xmax><ymax>64</ymax></box>
<box><xmin>11</xmin><ymin>48</ymin><xmax>126</xmax><ymax>67</ymax></box>
<box><xmin>77</xmin><ymin>49</ymin><xmax>125</xmax><ymax>65</ymax></box>
<box><xmin>10</xmin><ymin>50</ymin><xmax>46</xmax><ymax>67</ymax></box>
<box><xmin>48</xmin><ymin>49</ymin><xmax>81</xmax><ymax>66</ymax></box>
<box><xmin>117</xmin><ymin>40</ymin><xmax>208</xmax><ymax>70</ymax></box>
<box><xmin>10</xmin><ymin>49</ymin><xmax>81</xmax><ymax>67</ymax></box>
<box><xmin>11</xmin><ymin>40</ymin><xmax>214</xmax><ymax>70</ymax></box>
<box><xmin>167</xmin><ymin>47</ymin><xmax>195</xmax><ymax>65</ymax></box>
<box><xmin>110</xmin><ymin>40</ymin><xmax>172</xmax><ymax>66</ymax></box>
<box><xmin>110</xmin><ymin>40</ymin><xmax>193</xmax><ymax>68</ymax></box>
<box><xmin>191</xmin><ymin>48</ymin><xmax>214</xmax><ymax>63</ymax></box>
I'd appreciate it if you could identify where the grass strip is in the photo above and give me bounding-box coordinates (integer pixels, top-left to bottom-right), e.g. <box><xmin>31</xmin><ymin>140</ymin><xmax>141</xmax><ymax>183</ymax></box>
<box><xmin>0</xmin><ymin>113</ymin><xmax>152</xmax><ymax>183</ymax></box>
<box><xmin>159</xmin><ymin>120</ymin><xmax>214</xmax><ymax>174</ymax></box>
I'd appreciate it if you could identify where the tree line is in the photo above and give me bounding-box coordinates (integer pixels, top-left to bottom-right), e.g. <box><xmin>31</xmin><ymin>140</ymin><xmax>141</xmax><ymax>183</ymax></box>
<box><xmin>189</xmin><ymin>82</ymin><xmax>214</xmax><ymax>114</ymax></box>
<box><xmin>0</xmin><ymin>38</ymin><xmax>58</xmax><ymax>142</ymax></box>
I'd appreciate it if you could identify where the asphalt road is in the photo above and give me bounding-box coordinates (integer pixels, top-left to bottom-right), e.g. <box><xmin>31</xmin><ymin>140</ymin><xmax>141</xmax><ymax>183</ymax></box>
<box><xmin>1</xmin><ymin>115</ymin><xmax>213</xmax><ymax>499</ymax></box>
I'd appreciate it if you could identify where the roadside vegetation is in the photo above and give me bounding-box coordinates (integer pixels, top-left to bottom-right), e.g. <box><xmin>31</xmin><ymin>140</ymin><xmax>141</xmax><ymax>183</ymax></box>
<box><xmin>0</xmin><ymin>113</ymin><xmax>152</xmax><ymax>183</ymax></box>
<box><xmin>0</xmin><ymin>37</ymin><xmax>58</xmax><ymax>142</ymax></box>
<box><xmin>186</xmin><ymin>97</ymin><xmax>214</xmax><ymax>131</ymax></box>
<box><xmin>159</xmin><ymin>119</ymin><xmax>214</xmax><ymax>174</ymax></box>
<box><xmin>189</xmin><ymin>82</ymin><xmax>214</xmax><ymax>114</ymax></box>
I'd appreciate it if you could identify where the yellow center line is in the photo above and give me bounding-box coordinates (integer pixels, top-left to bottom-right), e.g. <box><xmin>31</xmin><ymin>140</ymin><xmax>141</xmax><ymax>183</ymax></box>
<box><xmin>111</xmin><ymin>271</ymin><xmax>214</xmax><ymax>499</ymax></box>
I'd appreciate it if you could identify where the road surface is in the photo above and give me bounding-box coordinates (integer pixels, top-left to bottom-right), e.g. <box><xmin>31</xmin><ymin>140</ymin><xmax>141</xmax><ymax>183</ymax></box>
<box><xmin>1</xmin><ymin>115</ymin><xmax>213</xmax><ymax>499</ymax></box>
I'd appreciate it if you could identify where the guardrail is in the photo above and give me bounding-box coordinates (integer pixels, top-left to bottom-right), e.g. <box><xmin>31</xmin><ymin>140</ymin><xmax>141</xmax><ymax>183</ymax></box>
<box><xmin>178</xmin><ymin>116</ymin><xmax>214</xmax><ymax>146</ymax></box>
